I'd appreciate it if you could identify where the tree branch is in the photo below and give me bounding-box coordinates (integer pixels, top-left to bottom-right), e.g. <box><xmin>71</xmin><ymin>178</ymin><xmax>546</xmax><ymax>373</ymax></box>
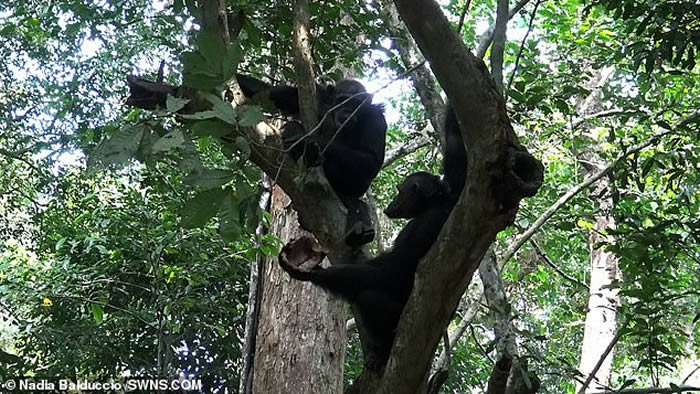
<box><xmin>457</xmin><ymin>0</ymin><xmax>473</xmax><ymax>34</ymax></box>
<box><xmin>380</xmin><ymin>0</ymin><xmax>446</xmax><ymax>136</ymax></box>
<box><xmin>531</xmin><ymin>239</ymin><xmax>589</xmax><ymax>289</ymax></box>
<box><xmin>382</xmin><ymin>132</ymin><xmax>432</xmax><ymax>168</ymax></box>
<box><xmin>379</xmin><ymin>1</ymin><xmax>543</xmax><ymax>391</ymax></box>
<box><xmin>571</xmin><ymin>109</ymin><xmax>642</xmax><ymax>129</ymax></box>
<box><xmin>499</xmin><ymin>110</ymin><xmax>695</xmax><ymax>267</ymax></box>
<box><xmin>476</xmin><ymin>0</ymin><xmax>531</xmax><ymax>59</ymax></box>
<box><xmin>507</xmin><ymin>0</ymin><xmax>541</xmax><ymax>92</ymax></box>
<box><xmin>433</xmin><ymin>277</ymin><xmax>483</xmax><ymax>368</ymax></box>
<box><xmin>190</xmin><ymin>0</ymin><xmax>361</xmax><ymax>267</ymax></box>
<box><xmin>489</xmin><ymin>0</ymin><xmax>509</xmax><ymax>94</ymax></box>
<box><xmin>292</xmin><ymin>0</ymin><xmax>318</xmax><ymax>127</ymax></box>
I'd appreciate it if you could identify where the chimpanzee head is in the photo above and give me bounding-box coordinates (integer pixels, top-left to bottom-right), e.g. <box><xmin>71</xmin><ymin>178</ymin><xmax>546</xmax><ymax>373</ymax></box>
<box><xmin>333</xmin><ymin>79</ymin><xmax>371</xmax><ymax>128</ymax></box>
<box><xmin>384</xmin><ymin>171</ymin><xmax>450</xmax><ymax>219</ymax></box>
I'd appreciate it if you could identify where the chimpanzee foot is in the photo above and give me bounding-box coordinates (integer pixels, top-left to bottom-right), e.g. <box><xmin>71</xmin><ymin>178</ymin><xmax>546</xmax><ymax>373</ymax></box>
<box><xmin>342</xmin><ymin>198</ymin><xmax>375</xmax><ymax>247</ymax></box>
<box><xmin>344</xmin><ymin>221</ymin><xmax>375</xmax><ymax>247</ymax></box>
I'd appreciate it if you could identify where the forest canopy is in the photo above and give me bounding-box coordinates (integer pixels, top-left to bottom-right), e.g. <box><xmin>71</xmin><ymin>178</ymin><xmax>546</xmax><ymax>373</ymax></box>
<box><xmin>0</xmin><ymin>0</ymin><xmax>698</xmax><ymax>393</ymax></box>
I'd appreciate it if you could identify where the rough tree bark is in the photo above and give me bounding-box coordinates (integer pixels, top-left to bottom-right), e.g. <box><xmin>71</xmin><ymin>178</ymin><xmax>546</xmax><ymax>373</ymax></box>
<box><xmin>359</xmin><ymin>1</ymin><xmax>544</xmax><ymax>393</ymax></box>
<box><xmin>252</xmin><ymin>1</ymin><xmax>348</xmax><ymax>392</ymax></box>
<box><xmin>575</xmin><ymin>70</ymin><xmax>622</xmax><ymax>393</ymax></box>
<box><xmin>252</xmin><ymin>186</ymin><xmax>347</xmax><ymax>393</ymax></box>
<box><xmin>239</xmin><ymin>176</ymin><xmax>271</xmax><ymax>394</ymax></box>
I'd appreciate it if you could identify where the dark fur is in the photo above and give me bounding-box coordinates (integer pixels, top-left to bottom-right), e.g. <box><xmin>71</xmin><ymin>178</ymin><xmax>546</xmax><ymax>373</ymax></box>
<box><xmin>278</xmin><ymin>102</ymin><xmax>469</xmax><ymax>364</ymax></box>
<box><xmin>236</xmin><ymin>74</ymin><xmax>387</xmax><ymax>200</ymax></box>
<box><xmin>279</xmin><ymin>172</ymin><xmax>452</xmax><ymax>361</ymax></box>
<box><xmin>443</xmin><ymin>106</ymin><xmax>468</xmax><ymax>196</ymax></box>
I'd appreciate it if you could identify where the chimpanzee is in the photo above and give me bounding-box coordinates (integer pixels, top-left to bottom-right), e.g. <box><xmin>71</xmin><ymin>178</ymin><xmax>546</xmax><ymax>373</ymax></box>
<box><xmin>277</xmin><ymin>104</ymin><xmax>470</xmax><ymax>367</ymax></box>
<box><xmin>443</xmin><ymin>105</ymin><xmax>468</xmax><ymax>197</ymax></box>
<box><xmin>278</xmin><ymin>171</ymin><xmax>452</xmax><ymax>365</ymax></box>
<box><xmin>236</xmin><ymin>74</ymin><xmax>387</xmax><ymax>247</ymax></box>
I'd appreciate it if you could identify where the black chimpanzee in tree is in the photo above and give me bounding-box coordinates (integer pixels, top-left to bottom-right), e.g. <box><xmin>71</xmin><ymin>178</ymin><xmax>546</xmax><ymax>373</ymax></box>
<box><xmin>276</xmin><ymin>105</ymin><xmax>469</xmax><ymax>367</ymax></box>
<box><xmin>236</xmin><ymin>74</ymin><xmax>387</xmax><ymax>247</ymax></box>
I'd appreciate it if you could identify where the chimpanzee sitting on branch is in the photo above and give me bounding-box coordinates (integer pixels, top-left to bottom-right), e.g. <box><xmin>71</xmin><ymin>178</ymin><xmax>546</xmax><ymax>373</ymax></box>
<box><xmin>236</xmin><ymin>74</ymin><xmax>387</xmax><ymax>247</ymax></box>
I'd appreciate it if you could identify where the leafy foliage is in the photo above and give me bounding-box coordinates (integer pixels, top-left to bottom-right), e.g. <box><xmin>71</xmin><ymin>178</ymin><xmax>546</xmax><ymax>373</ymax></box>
<box><xmin>0</xmin><ymin>169</ymin><xmax>277</xmax><ymax>391</ymax></box>
<box><xmin>0</xmin><ymin>0</ymin><xmax>698</xmax><ymax>391</ymax></box>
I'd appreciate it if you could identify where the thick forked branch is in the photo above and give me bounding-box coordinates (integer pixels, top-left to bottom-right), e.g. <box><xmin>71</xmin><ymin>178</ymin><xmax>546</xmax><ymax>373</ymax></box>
<box><xmin>378</xmin><ymin>1</ymin><xmax>543</xmax><ymax>392</ymax></box>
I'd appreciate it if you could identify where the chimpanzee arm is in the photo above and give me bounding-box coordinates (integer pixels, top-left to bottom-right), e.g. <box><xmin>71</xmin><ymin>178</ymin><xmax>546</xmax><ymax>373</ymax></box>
<box><xmin>236</xmin><ymin>73</ymin><xmax>301</xmax><ymax>114</ymax></box>
<box><xmin>321</xmin><ymin>105</ymin><xmax>387</xmax><ymax>198</ymax></box>
<box><xmin>443</xmin><ymin>106</ymin><xmax>468</xmax><ymax>195</ymax></box>
<box><xmin>278</xmin><ymin>258</ymin><xmax>382</xmax><ymax>302</ymax></box>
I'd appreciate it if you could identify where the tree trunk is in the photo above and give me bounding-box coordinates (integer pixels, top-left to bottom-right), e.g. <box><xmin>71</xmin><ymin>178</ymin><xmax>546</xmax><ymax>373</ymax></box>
<box><xmin>576</xmin><ymin>69</ymin><xmax>622</xmax><ymax>393</ymax></box>
<box><xmin>577</xmin><ymin>209</ymin><xmax>620</xmax><ymax>392</ymax></box>
<box><xmin>252</xmin><ymin>185</ymin><xmax>347</xmax><ymax>393</ymax></box>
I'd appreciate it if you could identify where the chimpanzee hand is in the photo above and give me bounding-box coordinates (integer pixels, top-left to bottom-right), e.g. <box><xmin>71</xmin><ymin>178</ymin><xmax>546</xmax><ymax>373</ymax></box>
<box><xmin>281</xmin><ymin>121</ymin><xmax>322</xmax><ymax>167</ymax></box>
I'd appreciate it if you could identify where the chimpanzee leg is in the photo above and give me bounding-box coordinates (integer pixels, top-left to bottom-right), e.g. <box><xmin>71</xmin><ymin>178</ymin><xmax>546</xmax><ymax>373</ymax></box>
<box><xmin>281</xmin><ymin>121</ymin><xmax>322</xmax><ymax>167</ymax></box>
<box><xmin>341</xmin><ymin>196</ymin><xmax>375</xmax><ymax>247</ymax></box>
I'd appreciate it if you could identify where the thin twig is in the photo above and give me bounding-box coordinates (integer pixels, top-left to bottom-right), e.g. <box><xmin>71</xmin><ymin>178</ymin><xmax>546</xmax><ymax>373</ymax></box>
<box><xmin>50</xmin><ymin>294</ymin><xmax>158</xmax><ymax>329</ymax></box>
<box><xmin>577</xmin><ymin>319</ymin><xmax>630</xmax><ymax>394</ymax></box>
<box><xmin>382</xmin><ymin>133</ymin><xmax>432</xmax><ymax>168</ymax></box>
<box><xmin>471</xmin><ymin>325</ymin><xmax>495</xmax><ymax>363</ymax></box>
<box><xmin>506</xmin><ymin>0</ymin><xmax>542</xmax><ymax>92</ymax></box>
<box><xmin>530</xmin><ymin>239</ymin><xmax>589</xmax><ymax>289</ymax></box>
<box><xmin>457</xmin><ymin>0</ymin><xmax>473</xmax><ymax>34</ymax></box>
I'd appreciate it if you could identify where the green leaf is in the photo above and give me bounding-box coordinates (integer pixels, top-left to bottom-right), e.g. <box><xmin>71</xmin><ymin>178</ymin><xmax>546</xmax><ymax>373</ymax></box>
<box><xmin>554</xmin><ymin>99</ymin><xmax>569</xmax><ymax>114</ymax></box>
<box><xmin>90</xmin><ymin>124</ymin><xmax>146</xmax><ymax>168</ymax></box>
<box><xmin>166</xmin><ymin>95</ymin><xmax>189</xmax><ymax>113</ymax></box>
<box><xmin>197</xmin><ymin>30</ymin><xmax>225</xmax><ymax>72</ymax></box>
<box><xmin>191</xmin><ymin>120</ymin><xmax>232</xmax><ymax>138</ymax></box>
<box><xmin>55</xmin><ymin>238</ymin><xmax>66</xmax><ymax>251</ymax></box>
<box><xmin>577</xmin><ymin>219</ymin><xmax>594</xmax><ymax>230</ymax></box>
<box><xmin>238</xmin><ymin>106</ymin><xmax>264</xmax><ymax>127</ymax></box>
<box><xmin>204</xmin><ymin>93</ymin><xmax>237</xmax><ymax>124</ymax></box>
<box><xmin>183</xmin><ymin>169</ymin><xmax>235</xmax><ymax>188</ymax></box>
<box><xmin>242</xmin><ymin>165</ymin><xmax>260</xmax><ymax>180</ymax></box>
<box><xmin>152</xmin><ymin>129</ymin><xmax>186</xmax><ymax>153</ymax></box>
<box><xmin>218</xmin><ymin>194</ymin><xmax>242</xmax><ymax>241</ymax></box>
<box><xmin>657</xmin><ymin>120</ymin><xmax>673</xmax><ymax>130</ymax></box>
<box><xmin>234</xmin><ymin>136</ymin><xmax>251</xmax><ymax>159</ymax></box>
<box><xmin>181</xmin><ymin>188</ymin><xmax>228</xmax><ymax>229</ymax></box>
<box><xmin>181</xmin><ymin>51</ymin><xmax>214</xmax><ymax>76</ymax></box>
<box><xmin>173</xmin><ymin>0</ymin><xmax>184</xmax><ymax>13</ymax></box>
<box><xmin>641</xmin><ymin>158</ymin><xmax>655</xmax><ymax>178</ymax></box>
<box><xmin>183</xmin><ymin>72</ymin><xmax>222</xmax><ymax>90</ymax></box>
<box><xmin>222</xmin><ymin>42</ymin><xmax>242</xmax><ymax>80</ymax></box>
<box><xmin>179</xmin><ymin>110</ymin><xmax>219</xmax><ymax>121</ymax></box>
<box><xmin>508</xmin><ymin>89</ymin><xmax>526</xmax><ymax>103</ymax></box>
<box><xmin>91</xmin><ymin>304</ymin><xmax>104</xmax><ymax>323</ymax></box>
